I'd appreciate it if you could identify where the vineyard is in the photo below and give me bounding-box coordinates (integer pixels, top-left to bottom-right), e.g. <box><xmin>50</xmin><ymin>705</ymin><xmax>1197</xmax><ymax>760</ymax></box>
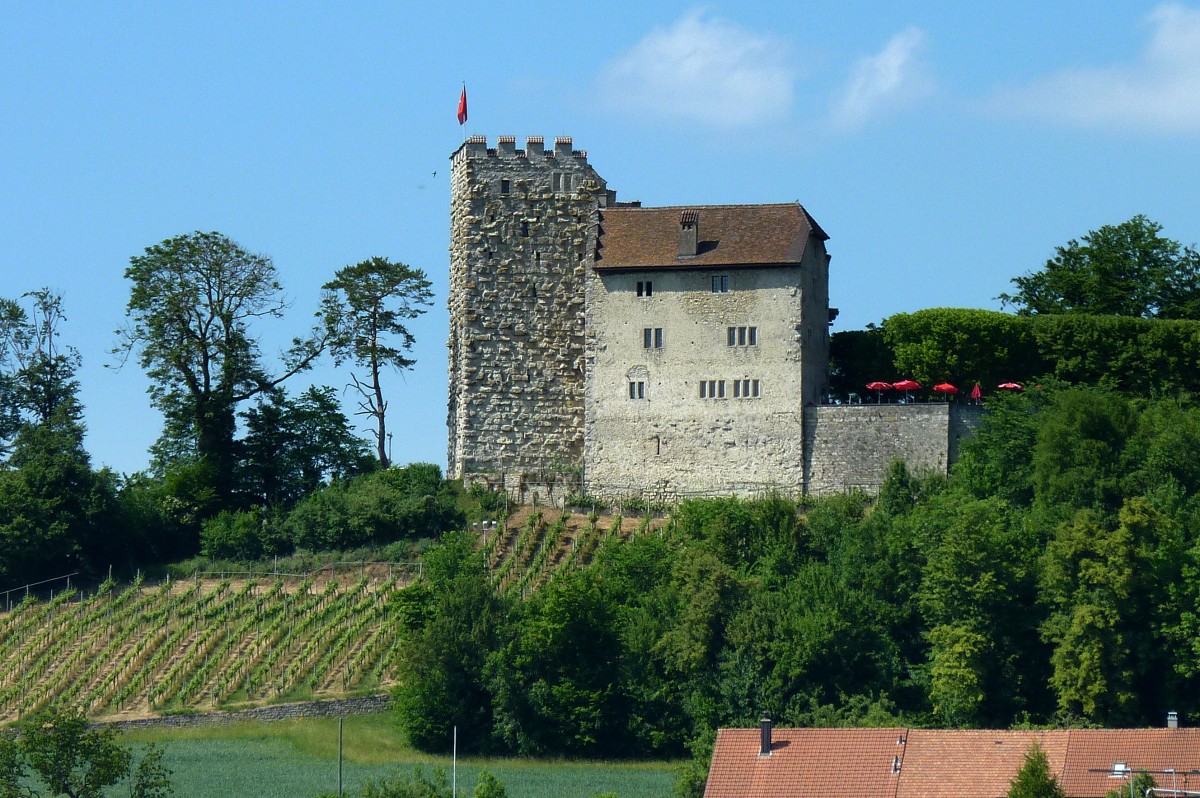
<box><xmin>0</xmin><ymin>507</ymin><xmax>662</xmax><ymax>724</ymax></box>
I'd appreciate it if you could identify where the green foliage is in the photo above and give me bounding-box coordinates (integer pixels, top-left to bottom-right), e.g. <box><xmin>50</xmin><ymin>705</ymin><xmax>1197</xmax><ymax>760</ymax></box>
<box><xmin>1000</xmin><ymin>215</ymin><xmax>1200</xmax><ymax>319</ymax></box>
<box><xmin>239</xmin><ymin>386</ymin><xmax>372</xmax><ymax>507</ymax></box>
<box><xmin>116</xmin><ymin>231</ymin><xmax>324</xmax><ymax>505</ymax></box>
<box><xmin>884</xmin><ymin>308</ymin><xmax>1041</xmax><ymax>389</ymax></box>
<box><xmin>0</xmin><ymin>706</ymin><xmax>172</xmax><ymax>798</ymax></box>
<box><xmin>357</xmin><ymin>768</ymin><xmax>452</xmax><ymax>798</ymax></box>
<box><xmin>394</xmin><ymin>532</ymin><xmax>505</xmax><ymax>753</ymax></box>
<box><xmin>828</xmin><ymin>326</ymin><xmax>892</xmax><ymax>400</ymax></box>
<box><xmin>472</xmin><ymin>770</ymin><xmax>507</xmax><ymax>798</ymax></box>
<box><xmin>287</xmin><ymin>464</ymin><xmax>462</xmax><ymax>552</ymax></box>
<box><xmin>1105</xmin><ymin>771</ymin><xmax>1156</xmax><ymax>798</ymax></box>
<box><xmin>1006</xmin><ymin>745</ymin><xmax>1065</xmax><ymax>798</ymax></box>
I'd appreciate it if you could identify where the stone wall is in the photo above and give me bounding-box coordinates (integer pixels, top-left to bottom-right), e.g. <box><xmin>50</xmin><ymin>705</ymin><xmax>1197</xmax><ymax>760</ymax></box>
<box><xmin>583</xmin><ymin>264</ymin><xmax>818</xmax><ymax>500</ymax></box>
<box><xmin>803</xmin><ymin>404</ymin><xmax>984</xmax><ymax>494</ymax></box>
<box><xmin>447</xmin><ymin>136</ymin><xmax>606</xmax><ymax>484</ymax></box>
<box><xmin>98</xmin><ymin>695</ymin><xmax>390</xmax><ymax>731</ymax></box>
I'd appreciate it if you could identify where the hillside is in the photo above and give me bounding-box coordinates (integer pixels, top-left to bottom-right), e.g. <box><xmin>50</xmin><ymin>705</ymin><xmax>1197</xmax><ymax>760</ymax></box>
<box><xmin>0</xmin><ymin>506</ymin><xmax>661</xmax><ymax>723</ymax></box>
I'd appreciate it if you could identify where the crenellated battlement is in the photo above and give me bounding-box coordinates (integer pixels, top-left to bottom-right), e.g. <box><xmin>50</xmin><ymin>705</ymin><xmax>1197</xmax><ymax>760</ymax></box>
<box><xmin>453</xmin><ymin>135</ymin><xmax>589</xmax><ymax>164</ymax></box>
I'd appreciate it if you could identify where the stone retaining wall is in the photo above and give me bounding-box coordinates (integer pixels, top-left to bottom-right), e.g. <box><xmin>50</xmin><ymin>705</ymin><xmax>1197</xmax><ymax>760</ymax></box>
<box><xmin>803</xmin><ymin>404</ymin><xmax>983</xmax><ymax>494</ymax></box>
<box><xmin>98</xmin><ymin>695</ymin><xmax>390</xmax><ymax>731</ymax></box>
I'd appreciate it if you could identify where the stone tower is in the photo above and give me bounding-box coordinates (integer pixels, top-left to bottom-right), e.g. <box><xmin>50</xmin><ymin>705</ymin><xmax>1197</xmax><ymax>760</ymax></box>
<box><xmin>447</xmin><ymin>136</ymin><xmax>609</xmax><ymax>486</ymax></box>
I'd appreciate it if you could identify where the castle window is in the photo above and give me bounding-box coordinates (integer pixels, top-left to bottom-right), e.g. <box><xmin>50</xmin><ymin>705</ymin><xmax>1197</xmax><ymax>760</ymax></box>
<box><xmin>500</xmin><ymin>179</ymin><xmax>510</xmax><ymax>194</ymax></box>
<box><xmin>629</xmin><ymin>381</ymin><xmax>646</xmax><ymax>400</ymax></box>
<box><xmin>733</xmin><ymin>379</ymin><xmax>762</xmax><ymax>398</ymax></box>
<box><xmin>700</xmin><ymin>380</ymin><xmax>726</xmax><ymax>399</ymax></box>
<box><xmin>711</xmin><ymin>275</ymin><xmax>729</xmax><ymax>293</ymax></box>
<box><xmin>727</xmin><ymin>326</ymin><xmax>758</xmax><ymax>346</ymax></box>
<box><xmin>521</xmin><ymin>220</ymin><xmax>530</xmax><ymax>237</ymax></box>
<box><xmin>644</xmin><ymin>328</ymin><xmax>663</xmax><ymax>349</ymax></box>
<box><xmin>636</xmin><ymin>280</ymin><xmax>653</xmax><ymax>297</ymax></box>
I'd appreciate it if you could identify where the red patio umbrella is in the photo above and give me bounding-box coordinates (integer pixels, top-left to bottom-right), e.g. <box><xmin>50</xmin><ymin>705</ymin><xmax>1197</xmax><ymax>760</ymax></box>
<box><xmin>865</xmin><ymin>381</ymin><xmax>892</xmax><ymax>402</ymax></box>
<box><xmin>932</xmin><ymin>383</ymin><xmax>958</xmax><ymax>400</ymax></box>
<box><xmin>892</xmin><ymin>379</ymin><xmax>921</xmax><ymax>401</ymax></box>
<box><xmin>997</xmin><ymin>382</ymin><xmax>1023</xmax><ymax>391</ymax></box>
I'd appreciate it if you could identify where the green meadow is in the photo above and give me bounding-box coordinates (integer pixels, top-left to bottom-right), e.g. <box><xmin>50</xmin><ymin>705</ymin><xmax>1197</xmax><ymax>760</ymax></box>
<box><xmin>116</xmin><ymin>715</ymin><xmax>679</xmax><ymax>798</ymax></box>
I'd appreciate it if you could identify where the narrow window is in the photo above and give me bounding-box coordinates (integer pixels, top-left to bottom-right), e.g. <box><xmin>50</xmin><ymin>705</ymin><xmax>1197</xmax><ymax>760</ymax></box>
<box><xmin>521</xmin><ymin>220</ymin><xmax>530</xmax><ymax>237</ymax></box>
<box><xmin>734</xmin><ymin>380</ymin><xmax>742</xmax><ymax>398</ymax></box>
<box><xmin>644</xmin><ymin>328</ymin><xmax>652</xmax><ymax>348</ymax></box>
<box><xmin>727</xmin><ymin>327</ymin><xmax>736</xmax><ymax>346</ymax></box>
<box><xmin>654</xmin><ymin>328</ymin><xmax>663</xmax><ymax>348</ymax></box>
<box><xmin>738</xmin><ymin>327</ymin><xmax>747</xmax><ymax>346</ymax></box>
<box><xmin>749</xmin><ymin>327</ymin><xmax>758</xmax><ymax>346</ymax></box>
<box><xmin>717</xmin><ymin>380</ymin><xmax>726</xmax><ymax>398</ymax></box>
<box><xmin>700</xmin><ymin>382</ymin><xmax>707</xmax><ymax>399</ymax></box>
<box><xmin>752</xmin><ymin>379</ymin><xmax>760</xmax><ymax>397</ymax></box>
<box><xmin>500</xmin><ymin>179</ymin><xmax>510</xmax><ymax>194</ymax></box>
<box><xmin>552</xmin><ymin>173</ymin><xmax>562</xmax><ymax>192</ymax></box>
<box><xmin>628</xmin><ymin>381</ymin><xmax>645</xmax><ymax>399</ymax></box>
<box><xmin>711</xmin><ymin>275</ymin><xmax>729</xmax><ymax>293</ymax></box>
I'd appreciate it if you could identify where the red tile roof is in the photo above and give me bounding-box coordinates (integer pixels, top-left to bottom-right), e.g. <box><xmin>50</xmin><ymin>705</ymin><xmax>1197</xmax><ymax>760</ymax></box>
<box><xmin>594</xmin><ymin>204</ymin><xmax>827</xmax><ymax>271</ymax></box>
<box><xmin>898</xmin><ymin>730</ymin><xmax>1070</xmax><ymax>798</ymax></box>
<box><xmin>706</xmin><ymin>727</ymin><xmax>1200</xmax><ymax>798</ymax></box>
<box><xmin>704</xmin><ymin>728</ymin><xmax>906</xmax><ymax>798</ymax></box>
<box><xmin>1061</xmin><ymin>729</ymin><xmax>1200</xmax><ymax>797</ymax></box>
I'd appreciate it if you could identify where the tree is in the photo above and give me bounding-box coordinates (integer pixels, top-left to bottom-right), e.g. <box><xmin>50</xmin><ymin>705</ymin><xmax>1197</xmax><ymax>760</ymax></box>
<box><xmin>999</xmin><ymin>216</ymin><xmax>1200</xmax><ymax>319</ymax></box>
<box><xmin>115</xmin><ymin>231</ymin><xmax>324</xmax><ymax>503</ymax></box>
<box><xmin>0</xmin><ymin>706</ymin><xmax>171</xmax><ymax>798</ymax></box>
<box><xmin>323</xmin><ymin>257</ymin><xmax>433</xmax><ymax>468</ymax></box>
<box><xmin>1007</xmin><ymin>745</ymin><xmax>1066</xmax><ymax>798</ymax></box>
<box><xmin>0</xmin><ymin>290</ymin><xmax>83</xmax><ymax>458</ymax></box>
<box><xmin>239</xmin><ymin>386</ymin><xmax>371</xmax><ymax>506</ymax></box>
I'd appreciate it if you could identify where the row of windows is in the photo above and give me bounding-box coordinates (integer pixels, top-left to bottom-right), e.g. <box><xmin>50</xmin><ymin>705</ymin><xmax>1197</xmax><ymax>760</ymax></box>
<box><xmin>626</xmin><ymin>379</ymin><xmax>762</xmax><ymax>400</ymax></box>
<box><xmin>634</xmin><ymin>276</ymin><xmax>733</xmax><ymax>297</ymax></box>
<box><xmin>699</xmin><ymin>379</ymin><xmax>760</xmax><ymax>399</ymax></box>
<box><xmin>641</xmin><ymin>326</ymin><xmax>758</xmax><ymax>348</ymax></box>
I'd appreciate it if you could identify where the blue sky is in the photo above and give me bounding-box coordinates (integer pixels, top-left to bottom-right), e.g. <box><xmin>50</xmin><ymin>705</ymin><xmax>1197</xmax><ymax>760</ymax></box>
<box><xmin>4</xmin><ymin>1</ymin><xmax>1200</xmax><ymax>476</ymax></box>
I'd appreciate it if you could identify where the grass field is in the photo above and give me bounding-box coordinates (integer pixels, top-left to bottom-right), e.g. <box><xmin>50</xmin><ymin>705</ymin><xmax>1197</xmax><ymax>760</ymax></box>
<box><xmin>117</xmin><ymin>715</ymin><xmax>680</xmax><ymax>798</ymax></box>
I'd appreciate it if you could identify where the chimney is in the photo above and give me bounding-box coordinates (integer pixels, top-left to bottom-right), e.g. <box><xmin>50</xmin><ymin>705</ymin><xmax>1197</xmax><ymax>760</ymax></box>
<box><xmin>679</xmin><ymin>210</ymin><xmax>699</xmax><ymax>258</ymax></box>
<box><xmin>759</xmin><ymin>717</ymin><xmax>772</xmax><ymax>757</ymax></box>
<box><xmin>1168</xmin><ymin>711</ymin><xmax>1179</xmax><ymax>729</ymax></box>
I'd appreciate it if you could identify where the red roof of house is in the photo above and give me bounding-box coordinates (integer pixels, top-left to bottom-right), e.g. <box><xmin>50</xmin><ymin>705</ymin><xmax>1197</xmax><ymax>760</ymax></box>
<box><xmin>594</xmin><ymin>204</ymin><xmax>827</xmax><ymax>271</ymax></box>
<box><xmin>898</xmin><ymin>730</ymin><xmax>1070</xmax><ymax>798</ymax></box>
<box><xmin>1061</xmin><ymin>730</ymin><xmax>1200</xmax><ymax>797</ymax></box>
<box><xmin>704</xmin><ymin>728</ymin><xmax>905</xmax><ymax>798</ymax></box>
<box><xmin>705</xmin><ymin>727</ymin><xmax>1200</xmax><ymax>798</ymax></box>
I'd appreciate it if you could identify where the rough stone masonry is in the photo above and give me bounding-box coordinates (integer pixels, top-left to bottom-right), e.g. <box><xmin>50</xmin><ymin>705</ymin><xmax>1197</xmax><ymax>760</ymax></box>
<box><xmin>447</xmin><ymin>136</ymin><xmax>979</xmax><ymax>503</ymax></box>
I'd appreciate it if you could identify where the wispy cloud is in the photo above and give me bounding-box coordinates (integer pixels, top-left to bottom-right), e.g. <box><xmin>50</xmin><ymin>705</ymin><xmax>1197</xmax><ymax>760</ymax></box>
<box><xmin>595</xmin><ymin>10</ymin><xmax>794</xmax><ymax>128</ymax></box>
<box><xmin>830</xmin><ymin>27</ymin><xmax>932</xmax><ymax>131</ymax></box>
<box><xmin>989</xmin><ymin>3</ymin><xmax>1200</xmax><ymax>134</ymax></box>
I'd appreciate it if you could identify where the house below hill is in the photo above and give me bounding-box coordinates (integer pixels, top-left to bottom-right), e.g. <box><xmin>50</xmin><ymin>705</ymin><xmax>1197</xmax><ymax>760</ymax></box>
<box><xmin>705</xmin><ymin>721</ymin><xmax>1200</xmax><ymax>798</ymax></box>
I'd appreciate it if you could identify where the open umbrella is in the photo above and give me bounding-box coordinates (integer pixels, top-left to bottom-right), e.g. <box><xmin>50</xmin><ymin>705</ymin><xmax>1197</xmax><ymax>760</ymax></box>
<box><xmin>932</xmin><ymin>383</ymin><xmax>958</xmax><ymax>400</ymax></box>
<box><xmin>892</xmin><ymin>379</ymin><xmax>921</xmax><ymax>401</ymax></box>
<box><xmin>997</xmin><ymin>382</ymin><xmax>1023</xmax><ymax>391</ymax></box>
<box><xmin>865</xmin><ymin>381</ymin><xmax>892</xmax><ymax>402</ymax></box>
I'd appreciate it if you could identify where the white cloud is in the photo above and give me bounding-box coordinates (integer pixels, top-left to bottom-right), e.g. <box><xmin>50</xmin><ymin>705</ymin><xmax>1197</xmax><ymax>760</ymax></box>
<box><xmin>830</xmin><ymin>27</ymin><xmax>932</xmax><ymax>131</ymax></box>
<box><xmin>595</xmin><ymin>10</ymin><xmax>794</xmax><ymax>128</ymax></box>
<box><xmin>989</xmin><ymin>3</ymin><xmax>1200</xmax><ymax>134</ymax></box>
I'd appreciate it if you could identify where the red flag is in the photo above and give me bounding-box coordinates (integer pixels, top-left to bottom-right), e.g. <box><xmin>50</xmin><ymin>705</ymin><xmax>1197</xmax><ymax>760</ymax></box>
<box><xmin>457</xmin><ymin>85</ymin><xmax>468</xmax><ymax>125</ymax></box>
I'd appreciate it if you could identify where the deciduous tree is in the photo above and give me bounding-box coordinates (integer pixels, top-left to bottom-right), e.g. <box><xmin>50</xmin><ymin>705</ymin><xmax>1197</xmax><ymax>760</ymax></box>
<box><xmin>999</xmin><ymin>215</ymin><xmax>1200</xmax><ymax>319</ymax></box>
<box><xmin>115</xmin><ymin>231</ymin><xmax>324</xmax><ymax>504</ymax></box>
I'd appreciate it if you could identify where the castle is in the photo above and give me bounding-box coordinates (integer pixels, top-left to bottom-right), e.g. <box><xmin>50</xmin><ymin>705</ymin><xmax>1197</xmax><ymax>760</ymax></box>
<box><xmin>447</xmin><ymin>136</ymin><xmax>980</xmax><ymax>504</ymax></box>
